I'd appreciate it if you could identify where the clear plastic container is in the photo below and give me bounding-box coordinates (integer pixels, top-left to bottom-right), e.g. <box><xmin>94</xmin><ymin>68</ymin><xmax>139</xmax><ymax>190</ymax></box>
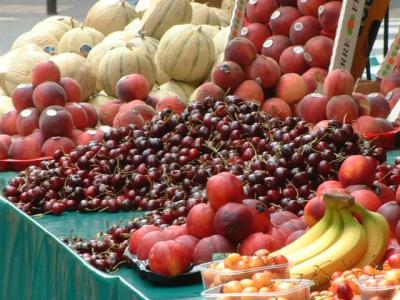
<box><xmin>197</xmin><ymin>260</ymin><xmax>290</xmax><ymax>289</ymax></box>
<box><xmin>358</xmin><ymin>275</ymin><xmax>400</xmax><ymax>300</ymax></box>
<box><xmin>201</xmin><ymin>279</ymin><xmax>314</xmax><ymax>300</ymax></box>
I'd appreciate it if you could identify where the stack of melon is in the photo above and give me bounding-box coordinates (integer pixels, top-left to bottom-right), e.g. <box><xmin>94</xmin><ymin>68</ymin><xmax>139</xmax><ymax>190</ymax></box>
<box><xmin>0</xmin><ymin>0</ymin><xmax>232</xmax><ymax>111</ymax></box>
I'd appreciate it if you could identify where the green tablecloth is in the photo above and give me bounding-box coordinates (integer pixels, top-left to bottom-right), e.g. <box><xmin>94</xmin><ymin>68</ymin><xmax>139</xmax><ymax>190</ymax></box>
<box><xmin>1</xmin><ymin>150</ymin><xmax>400</xmax><ymax>300</ymax></box>
<box><xmin>0</xmin><ymin>171</ymin><xmax>203</xmax><ymax>300</ymax></box>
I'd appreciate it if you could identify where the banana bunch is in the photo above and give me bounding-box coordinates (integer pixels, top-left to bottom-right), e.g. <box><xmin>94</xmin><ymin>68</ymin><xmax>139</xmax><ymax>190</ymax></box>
<box><xmin>272</xmin><ymin>192</ymin><xmax>390</xmax><ymax>287</ymax></box>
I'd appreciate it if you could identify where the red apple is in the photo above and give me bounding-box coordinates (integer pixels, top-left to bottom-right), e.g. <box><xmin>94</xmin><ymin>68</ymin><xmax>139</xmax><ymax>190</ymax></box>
<box><xmin>31</xmin><ymin>60</ymin><xmax>61</xmax><ymax>86</ymax></box>
<box><xmin>32</xmin><ymin>81</ymin><xmax>67</xmax><ymax>111</ymax></box>
<box><xmin>39</xmin><ymin>105</ymin><xmax>74</xmax><ymax>138</ymax></box>
<box><xmin>65</xmin><ymin>103</ymin><xmax>89</xmax><ymax>130</ymax></box>
<box><xmin>8</xmin><ymin>136</ymin><xmax>42</xmax><ymax>159</ymax></box>
<box><xmin>16</xmin><ymin>107</ymin><xmax>40</xmax><ymax>136</ymax></box>
<box><xmin>59</xmin><ymin>77</ymin><xmax>82</xmax><ymax>102</ymax></box>
<box><xmin>116</xmin><ymin>74</ymin><xmax>150</xmax><ymax>102</ymax></box>
<box><xmin>12</xmin><ymin>83</ymin><xmax>34</xmax><ymax>112</ymax></box>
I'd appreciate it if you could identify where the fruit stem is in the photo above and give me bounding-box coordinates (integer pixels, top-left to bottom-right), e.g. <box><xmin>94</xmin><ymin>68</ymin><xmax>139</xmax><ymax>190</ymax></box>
<box><xmin>323</xmin><ymin>192</ymin><xmax>355</xmax><ymax>209</ymax></box>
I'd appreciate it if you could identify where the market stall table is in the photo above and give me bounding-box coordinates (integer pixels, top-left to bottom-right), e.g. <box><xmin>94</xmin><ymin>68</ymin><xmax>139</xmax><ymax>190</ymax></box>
<box><xmin>1</xmin><ymin>150</ymin><xmax>400</xmax><ymax>300</ymax></box>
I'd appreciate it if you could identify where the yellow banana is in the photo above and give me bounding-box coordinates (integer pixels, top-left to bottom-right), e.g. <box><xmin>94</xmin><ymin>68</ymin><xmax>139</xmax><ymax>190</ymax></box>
<box><xmin>285</xmin><ymin>208</ymin><xmax>343</xmax><ymax>266</ymax></box>
<box><xmin>350</xmin><ymin>203</ymin><xmax>390</xmax><ymax>268</ymax></box>
<box><xmin>290</xmin><ymin>209</ymin><xmax>368</xmax><ymax>287</ymax></box>
<box><xmin>272</xmin><ymin>205</ymin><xmax>334</xmax><ymax>257</ymax></box>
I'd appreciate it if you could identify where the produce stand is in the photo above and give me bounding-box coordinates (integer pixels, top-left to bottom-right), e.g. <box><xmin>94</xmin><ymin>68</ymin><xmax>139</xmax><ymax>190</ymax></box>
<box><xmin>1</xmin><ymin>151</ymin><xmax>399</xmax><ymax>300</ymax></box>
<box><xmin>0</xmin><ymin>170</ymin><xmax>203</xmax><ymax>300</ymax></box>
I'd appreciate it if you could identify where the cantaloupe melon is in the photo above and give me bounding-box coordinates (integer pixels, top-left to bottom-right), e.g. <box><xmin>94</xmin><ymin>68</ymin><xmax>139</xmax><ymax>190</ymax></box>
<box><xmin>97</xmin><ymin>46</ymin><xmax>156</xmax><ymax>97</ymax></box>
<box><xmin>86</xmin><ymin>39</ymin><xmax>126</xmax><ymax>90</ymax></box>
<box><xmin>41</xmin><ymin>15</ymin><xmax>80</xmax><ymax>28</ymax></box>
<box><xmin>141</xmin><ymin>0</ymin><xmax>192</xmax><ymax>40</ymax></box>
<box><xmin>159</xmin><ymin>80</ymin><xmax>196</xmax><ymax>102</ymax></box>
<box><xmin>31</xmin><ymin>19</ymin><xmax>71</xmax><ymax>40</ymax></box>
<box><xmin>192</xmin><ymin>5</ymin><xmax>220</xmax><ymax>26</ymax></box>
<box><xmin>213</xmin><ymin>26</ymin><xmax>229</xmax><ymax>57</ymax></box>
<box><xmin>0</xmin><ymin>49</ymin><xmax>50</xmax><ymax>96</ymax></box>
<box><xmin>127</xmin><ymin>34</ymin><xmax>159</xmax><ymax>58</ymax></box>
<box><xmin>150</xmin><ymin>89</ymin><xmax>180</xmax><ymax>100</ymax></box>
<box><xmin>210</xmin><ymin>7</ymin><xmax>232</xmax><ymax>27</ymax></box>
<box><xmin>154</xmin><ymin>51</ymin><xmax>170</xmax><ymax>85</ymax></box>
<box><xmin>103</xmin><ymin>31</ymin><xmax>136</xmax><ymax>43</ymax></box>
<box><xmin>58</xmin><ymin>26</ymin><xmax>105</xmax><ymax>57</ymax></box>
<box><xmin>124</xmin><ymin>18</ymin><xmax>143</xmax><ymax>35</ymax></box>
<box><xmin>11</xmin><ymin>31</ymin><xmax>58</xmax><ymax>55</ymax></box>
<box><xmin>199</xmin><ymin>25</ymin><xmax>220</xmax><ymax>38</ymax></box>
<box><xmin>134</xmin><ymin>0</ymin><xmax>156</xmax><ymax>18</ymax></box>
<box><xmin>88</xmin><ymin>93</ymin><xmax>115</xmax><ymax>113</ymax></box>
<box><xmin>0</xmin><ymin>96</ymin><xmax>14</xmax><ymax>119</ymax></box>
<box><xmin>85</xmin><ymin>0</ymin><xmax>137</xmax><ymax>36</ymax></box>
<box><xmin>50</xmin><ymin>53</ymin><xmax>97</xmax><ymax>100</ymax></box>
<box><xmin>157</xmin><ymin>24</ymin><xmax>215</xmax><ymax>83</ymax></box>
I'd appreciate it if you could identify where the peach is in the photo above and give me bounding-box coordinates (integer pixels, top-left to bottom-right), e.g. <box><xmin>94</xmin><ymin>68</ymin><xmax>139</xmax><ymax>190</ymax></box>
<box><xmin>352</xmin><ymin>93</ymin><xmax>371</xmax><ymax>116</ymax></box>
<box><xmin>261</xmin><ymin>35</ymin><xmax>292</xmax><ymax>63</ymax></box>
<box><xmin>380</xmin><ymin>202</ymin><xmax>400</xmax><ymax>233</ymax></box>
<box><xmin>338</xmin><ymin>155</ymin><xmax>377</xmax><ymax>187</ymax></box>
<box><xmin>386</xmin><ymin>88</ymin><xmax>400</xmax><ymax>109</ymax></box>
<box><xmin>212</xmin><ymin>61</ymin><xmax>245</xmax><ymax>92</ymax></box>
<box><xmin>207</xmin><ymin>171</ymin><xmax>245</xmax><ymax>210</ymax></box>
<box><xmin>129</xmin><ymin>225</ymin><xmax>161</xmax><ymax>254</ymax></box>
<box><xmin>65</xmin><ymin>102</ymin><xmax>89</xmax><ymax>130</ymax></box>
<box><xmin>298</xmin><ymin>0</ymin><xmax>328</xmax><ymax>17</ymax></box>
<box><xmin>75</xmin><ymin>129</ymin><xmax>104</xmax><ymax>145</ymax></box>
<box><xmin>397</xmin><ymin>51</ymin><xmax>400</xmax><ymax>70</ymax></box>
<box><xmin>130</xmin><ymin>103</ymin><xmax>155</xmax><ymax>122</ymax></box>
<box><xmin>318</xmin><ymin>1</ymin><xmax>342</xmax><ymax>34</ymax></box>
<box><xmin>234</xmin><ymin>80</ymin><xmax>264</xmax><ymax>105</ymax></box>
<box><xmin>302</xmin><ymin>67</ymin><xmax>328</xmax><ymax>94</ymax></box>
<box><xmin>279</xmin><ymin>46</ymin><xmax>309</xmax><ymax>74</ymax></box>
<box><xmin>0</xmin><ymin>134</ymin><xmax>11</xmax><ymax>148</ymax></box>
<box><xmin>0</xmin><ymin>109</ymin><xmax>18</xmax><ymax>135</ymax></box>
<box><xmin>8</xmin><ymin>136</ymin><xmax>42</xmax><ymax>159</ymax></box>
<box><xmin>148</xmin><ymin>240</ymin><xmax>192</xmax><ymax>277</ymax></box>
<box><xmin>276</xmin><ymin>73</ymin><xmax>308</xmax><ymax>104</ymax></box>
<box><xmin>70</xmin><ymin>129</ymin><xmax>84</xmax><ymax>144</ymax></box>
<box><xmin>312</xmin><ymin>120</ymin><xmax>330</xmax><ymax>131</ymax></box>
<box><xmin>240</xmin><ymin>233</ymin><xmax>279</xmax><ymax>256</ymax></box>
<box><xmin>80</xmin><ymin>103</ymin><xmax>98</xmax><ymax>128</ymax></box>
<box><xmin>326</xmin><ymin>95</ymin><xmax>358</xmax><ymax>124</ymax></box>
<box><xmin>270</xmin><ymin>6</ymin><xmax>302</xmax><ymax>36</ymax></box>
<box><xmin>351</xmin><ymin>189</ymin><xmax>382</xmax><ymax>212</ymax></box>
<box><xmin>116</xmin><ymin>74</ymin><xmax>149</xmax><ymax>102</ymax></box>
<box><xmin>240</xmin><ymin>23</ymin><xmax>271</xmax><ymax>53</ymax></box>
<box><xmin>286</xmin><ymin>230</ymin><xmax>306</xmax><ymax>245</ymax></box>
<box><xmin>113</xmin><ymin>109</ymin><xmax>145</xmax><ymax>129</ymax></box>
<box><xmin>119</xmin><ymin>100</ymin><xmax>147</xmax><ymax>113</ymax></box>
<box><xmin>304</xmin><ymin>196</ymin><xmax>326</xmax><ymax>227</ymax></box>
<box><xmin>299</xmin><ymin>93</ymin><xmax>329</xmax><ymax>123</ymax></box>
<box><xmin>374</xmin><ymin>182</ymin><xmax>395</xmax><ymax>204</ymax></box>
<box><xmin>162</xmin><ymin>225</ymin><xmax>187</xmax><ymax>240</ymax></box>
<box><xmin>28</xmin><ymin>129</ymin><xmax>46</xmax><ymax>146</ymax></box>
<box><xmin>323</xmin><ymin>69</ymin><xmax>355</xmax><ymax>98</ymax></box>
<box><xmin>246</xmin><ymin>0</ymin><xmax>279</xmax><ymax>24</ymax></box>
<box><xmin>214</xmin><ymin>202</ymin><xmax>254</xmax><ymax>243</ymax></box>
<box><xmin>186</xmin><ymin>203</ymin><xmax>216</xmax><ymax>239</ymax></box>
<box><xmin>99</xmin><ymin>99</ymin><xmax>123</xmax><ymax>126</ymax></box>
<box><xmin>31</xmin><ymin>60</ymin><xmax>61</xmax><ymax>86</ymax></box>
<box><xmin>174</xmin><ymin>235</ymin><xmax>199</xmax><ymax>257</ymax></box>
<box><xmin>247</xmin><ymin>55</ymin><xmax>281</xmax><ymax>88</ymax></box>
<box><xmin>16</xmin><ymin>108</ymin><xmax>40</xmax><ymax>136</ymax></box>
<box><xmin>42</xmin><ymin>136</ymin><xmax>75</xmax><ymax>156</ymax></box>
<box><xmin>380</xmin><ymin>70</ymin><xmax>400</xmax><ymax>95</ymax></box>
<box><xmin>59</xmin><ymin>77</ymin><xmax>82</xmax><ymax>102</ymax></box>
<box><xmin>262</xmin><ymin>97</ymin><xmax>292</xmax><ymax>119</ymax></box>
<box><xmin>0</xmin><ymin>141</ymin><xmax>8</xmax><ymax>159</ymax></box>
<box><xmin>289</xmin><ymin>16</ymin><xmax>322</xmax><ymax>45</ymax></box>
<box><xmin>12</xmin><ymin>83</ymin><xmax>34</xmax><ymax>112</ymax></box>
<box><xmin>304</xmin><ymin>35</ymin><xmax>334</xmax><ymax>68</ymax></box>
<box><xmin>32</xmin><ymin>81</ymin><xmax>67</xmax><ymax>111</ymax></box>
<box><xmin>224</xmin><ymin>37</ymin><xmax>257</xmax><ymax>67</ymax></box>
<box><xmin>145</xmin><ymin>95</ymin><xmax>159</xmax><ymax>108</ymax></box>
<box><xmin>352</xmin><ymin>116</ymin><xmax>384</xmax><ymax>136</ymax></box>
<box><xmin>193</xmin><ymin>235</ymin><xmax>235</xmax><ymax>264</ymax></box>
<box><xmin>39</xmin><ymin>106</ymin><xmax>74</xmax><ymax>138</ymax></box>
<box><xmin>137</xmin><ymin>231</ymin><xmax>166</xmax><ymax>260</ymax></box>
<box><xmin>367</xmin><ymin>93</ymin><xmax>391</xmax><ymax>118</ymax></box>
<box><xmin>377</xmin><ymin>118</ymin><xmax>394</xmax><ymax>132</ymax></box>
<box><xmin>243</xmin><ymin>199</ymin><xmax>270</xmax><ymax>233</ymax></box>
<box><xmin>192</xmin><ymin>82</ymin><xmax>225</xmax><ymax>103</ymax></box>
<box><xmin>270</xmin><ymin>211</ymin><xmax>298</xmax><ymax>227</ymax></box>
<box><xmin>316</xmin><ymin>180</ymin><xmax>343</xmax><ymax>197</ymax></box>
<box><xmin>156</xmin><ymin>96</ymin><xmax>187</xmax><ymax>115</ymax></box>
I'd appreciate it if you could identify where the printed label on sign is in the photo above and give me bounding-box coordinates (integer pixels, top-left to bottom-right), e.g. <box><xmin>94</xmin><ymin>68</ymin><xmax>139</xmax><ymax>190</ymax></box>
<box><xmin>377</xmin><ymin>28</ymin><xmax>400</xmax><ymax>79</ymax></box>
<box><xmin>329</xmin><ymin>0</ymin><xmax>366</xmax><ymax>72</ymax></box>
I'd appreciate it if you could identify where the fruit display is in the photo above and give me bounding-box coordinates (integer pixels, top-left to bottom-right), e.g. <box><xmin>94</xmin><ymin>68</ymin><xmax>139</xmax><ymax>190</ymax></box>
<box><xmin>198</xmin><ymin>250</ymin><xmax>289</xmax><ymax>288</ymax></box>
